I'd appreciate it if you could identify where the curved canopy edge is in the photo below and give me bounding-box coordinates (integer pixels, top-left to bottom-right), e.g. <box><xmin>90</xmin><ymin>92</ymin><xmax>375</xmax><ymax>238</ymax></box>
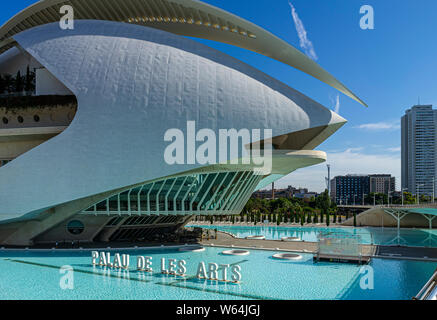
<box><xmin>0</xmin><ymin>0</ymin><xmax>366</xmax><ymax>106</ymax></box>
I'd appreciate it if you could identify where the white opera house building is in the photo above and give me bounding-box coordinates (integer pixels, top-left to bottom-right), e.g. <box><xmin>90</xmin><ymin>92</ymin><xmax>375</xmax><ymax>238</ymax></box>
<box><xmin>0</xmin><ymin>0</ymin><xmax>364</xmax><ymax>246</ymax></box>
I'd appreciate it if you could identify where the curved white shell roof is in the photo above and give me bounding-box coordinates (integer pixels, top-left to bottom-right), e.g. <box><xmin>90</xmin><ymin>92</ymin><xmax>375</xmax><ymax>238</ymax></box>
<box><xmin>0</xmin><ymin>20</ymin><xmax>345</xmax><ymax>219</ymax></box>
<box><xmin>0</xmin><ymin>0</ymin><xmax>366</xmax><ymax>106</ymax></box>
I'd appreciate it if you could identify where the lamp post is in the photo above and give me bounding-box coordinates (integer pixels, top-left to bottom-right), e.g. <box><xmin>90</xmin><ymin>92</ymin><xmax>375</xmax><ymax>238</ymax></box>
<box><xmin>373</xmin><ymin>193</ymin><xmax>376</xmax><ymax>206</ymax></box>
<box><xmin>354</xmin><ymin>194</ymin><xmax>357</xmax><ymax>206</ymax></box>
<box><xmin>362</xmin><ymin>194</ymin><xmax>367</xmax><ymax>206</ymax></box>
<box><xmin>401</xmin><ymin>188</ymin><xmax>408</xmax><ymax>206</ymax></box>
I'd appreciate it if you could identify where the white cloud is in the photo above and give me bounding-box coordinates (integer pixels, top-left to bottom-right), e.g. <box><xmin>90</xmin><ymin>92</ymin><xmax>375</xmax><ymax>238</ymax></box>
<box><xmin>333</xmin><ymin>94</ymin><xmax>340</xmax><ymax>114</ymax></box>
<box><xmin>342</xmin><ymin>147</ymin><xmax>364</xmax><ymax>153</ymax></box>
<box><xmin>275</xmin><ymin>148</ymin><xmax>401</xmax><ymax>192</ymax></box>
<box><xmin>387</xmin><ymin>147</ymin><xmax>401</xmax><ymax>152</ymax></box>
<box><xmin>288</xmin><ymin>1</ymin><xmax>318</xmax><ymax>61</ymax></box>
<box><xmin>354</xmin><ymin>121</ymin><xmax>400</xmax><ymax>131</ymax></box>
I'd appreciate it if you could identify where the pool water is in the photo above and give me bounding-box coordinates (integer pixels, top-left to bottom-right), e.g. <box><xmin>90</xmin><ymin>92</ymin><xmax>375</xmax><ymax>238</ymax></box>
<box><xmin>190</xmin><ymin>225</ymin><xmax>437</xmax><ymax>247</ymax></box>
<box><xmin>0</xmin><ymin>247</ymin><xmax>435</xmax><ymax>300</ymax></box>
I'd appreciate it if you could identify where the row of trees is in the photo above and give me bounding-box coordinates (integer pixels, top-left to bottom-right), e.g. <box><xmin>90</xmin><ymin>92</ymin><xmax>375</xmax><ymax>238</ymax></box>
<box><xmin>193</xmin><ymin>189</ymin><xmax>362</xmax><ymax>227</ymax></box>
<box><xmin>195</xmin><ymin>208</ymin><xmax>351</xmax><ymax>227</ymax></box>
<box><xmin>236</xmin><ymin>189</ymin><xmax>348</xmax><ymax>226</ymax></box>
<box><xmin>0</xmin><ymin>66</ymin><xmax>36</xmax><ymax>95</ymax></box>
<box><xmin>243</xmin><ymin>190</ymin><xmax>333</xmax><ymax>215</ymax></box>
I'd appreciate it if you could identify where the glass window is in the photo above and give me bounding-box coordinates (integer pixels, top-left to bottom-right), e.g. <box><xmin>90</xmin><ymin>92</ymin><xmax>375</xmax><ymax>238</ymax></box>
<box><xmin>66</xmin><ymin>220</ymin><xmax>85</xmax><ymax>235</ymax></box>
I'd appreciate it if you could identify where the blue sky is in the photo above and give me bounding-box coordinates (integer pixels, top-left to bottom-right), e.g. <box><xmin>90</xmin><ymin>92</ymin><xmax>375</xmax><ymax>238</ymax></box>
<box><xmin>2</xmin><ymin>0</ymin><xmax>436</xmax><ymax>192</ymax></box>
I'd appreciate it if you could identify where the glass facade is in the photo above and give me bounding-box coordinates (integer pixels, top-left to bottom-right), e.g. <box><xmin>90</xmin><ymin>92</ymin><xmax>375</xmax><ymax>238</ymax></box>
<box><xmin>332</xmin><ymin>175</ymin><xmax>370</xmax><ymax>205</ymax></box>
<box><xmin>402</xmin><ymin>105</ymin><xmax>437</xmax><ymax>196</ymax></box>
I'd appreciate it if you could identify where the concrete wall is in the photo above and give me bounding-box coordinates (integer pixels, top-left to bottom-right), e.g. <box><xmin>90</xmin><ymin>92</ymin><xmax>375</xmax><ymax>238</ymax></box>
<box><xmin>0</xmin><ymin>138</ymin><xmax>56</xmax><ymax>160</ymax></box>
<box><xmin>33</xmin><ymin>215</ymin><xmax>111</xmax><ymax>244</ymax></box>
<box><xmin>0</xmin><ymin>105</ymin><xmax>76</xmax><ymax>129</ymax></box>
<box><xmin>35</xmin><ymin>68</ymin><xmax>73</xmax><ymax>96</ymax></box>
<box><xmin>0</xmin><ymin>105</ymin><xmax>76</xmax><ymax>159</ymax></box>
<box><xmin>0</xmin><ymin>46</ymin><xmax>42</xmax><ymax>75</ymax></box>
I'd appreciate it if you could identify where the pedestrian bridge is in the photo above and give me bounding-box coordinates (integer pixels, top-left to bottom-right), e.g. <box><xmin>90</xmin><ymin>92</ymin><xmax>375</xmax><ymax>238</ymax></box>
<box><xmin>341</xmin><ymin>205</ymin><xmax>437</xmax><ymax>229</ymax></box>
<box><xmin>338</xmin><ymin>203</ymin><xmax>437</xmax><ymax>210</ymax></box>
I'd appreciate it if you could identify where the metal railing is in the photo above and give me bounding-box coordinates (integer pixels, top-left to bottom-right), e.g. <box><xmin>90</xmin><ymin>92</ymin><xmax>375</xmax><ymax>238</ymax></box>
<box><xmin>414</xmin><ymin>268</ymin><xmax>437</xmax><ymax>300</ymax></box>
<box><xmin>0</xmin><ymin>91</ymin><xmax>34</xmax><ymax>98</ymax></box>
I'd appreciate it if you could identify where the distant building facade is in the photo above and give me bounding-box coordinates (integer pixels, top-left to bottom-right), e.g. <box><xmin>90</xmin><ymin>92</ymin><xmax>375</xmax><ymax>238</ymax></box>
<box><xmin>330</xmin><ymin>175</ymin><xmax>370</xmax><ymax>205</ymax></box>
<box><xmin>401</xmin><ymin>105</ymin><xmax>437</xmax><ymax>196</ymax></box>
<box><xmin>369</xmin><ymin>174</ymin><xmax>396</xmax><ymax>195</ymax></box>
<box><xmin>252</xmin><ymin>185</ymin><xmax>316</xmax><ymax>200</ymax></box>
<box><xmin>331</xmin><ymin>174</ymin><xmax>396</xmax><ymax>204</ymax></box>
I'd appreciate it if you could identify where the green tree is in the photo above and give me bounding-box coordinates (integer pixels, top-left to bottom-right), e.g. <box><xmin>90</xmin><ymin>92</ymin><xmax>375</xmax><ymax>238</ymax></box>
<box><xmin>14</xmin><ymin>70</ymin><xmax>23</xmax><ymax>92</ymax></box>
<box><xmin>316</xmin><ymin>190</ymin><xmax>330</xmax><ymax>224</ymax></box>
<box><xmin>24</xmin><ymin>65</ymin><xmax>35</xmax><ymax>92</ymax></box>
<box><xmin>3</xmin><ymin>74</ymin><xmax>13</xmax><ymax>93</ymax></box>
<box><xmin>0</xmin><ymin>74</ymin><xmax>4</xmax><ymax>94</ymax></box>
<box><xmin>402</xmin><ymin>192</ymin><xmax>415</xmax><ymax>205</ymax></box>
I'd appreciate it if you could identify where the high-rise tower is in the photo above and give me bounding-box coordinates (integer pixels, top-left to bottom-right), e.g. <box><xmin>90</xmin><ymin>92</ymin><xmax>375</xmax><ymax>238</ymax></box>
<box><xmin>401</xmin><ymin>105</ymin><xmax>437</xmax><ymax>196</ymax></box>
